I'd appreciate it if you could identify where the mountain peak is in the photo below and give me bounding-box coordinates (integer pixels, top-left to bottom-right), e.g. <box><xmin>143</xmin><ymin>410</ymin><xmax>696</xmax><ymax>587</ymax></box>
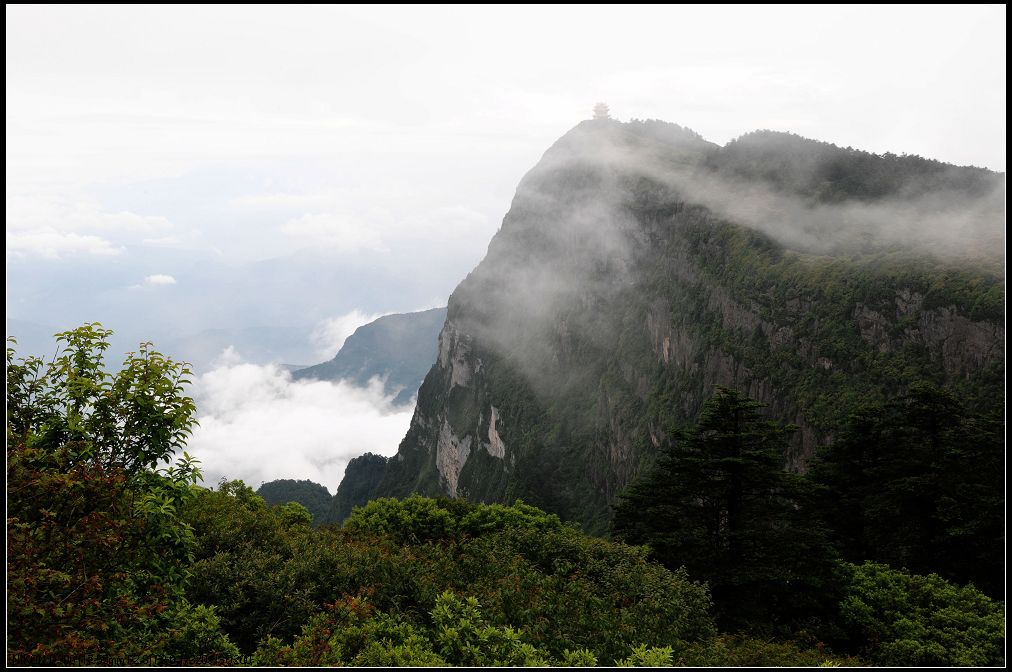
<box><xmin>337</xmin><ymin>119</ymin><xmax>1004</xmax><ymax>533</ymax></box>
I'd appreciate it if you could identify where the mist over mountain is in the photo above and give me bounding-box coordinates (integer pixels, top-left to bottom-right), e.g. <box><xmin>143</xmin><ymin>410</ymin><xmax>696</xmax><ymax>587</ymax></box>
<box><xmin>8</xmin><ymin>5</ymin><xmax>1006</xmax><ymax>665</ymax></box>
<box><xmin>339</xmin><ymin>118</ymin><xmax>1004</xmax><ymax>533</ymax></box>
<box><xmin>293</xmin><ymin>307</ymin><xmax>447</xmax><ymax>406</ymax></box>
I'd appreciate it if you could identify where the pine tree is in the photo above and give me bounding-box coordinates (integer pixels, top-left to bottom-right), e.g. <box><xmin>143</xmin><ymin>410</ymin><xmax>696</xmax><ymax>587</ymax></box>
<box><xmin>811</xmin><ymin>382</ymin><xmax>1004</xmax><ymax>596</ymax></box>
<box><xmin>613</xmin><ymin>387</ymin><xmax>838</xmax><ymax>634</ymax></box>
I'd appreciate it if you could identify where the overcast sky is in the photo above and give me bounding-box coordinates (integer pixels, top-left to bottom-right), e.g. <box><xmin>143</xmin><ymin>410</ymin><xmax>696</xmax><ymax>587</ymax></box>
<box><xmin>6</xmin><ymin>5</ymin><xmax>1006</xmax><ymax>489</ymax></box>
<box><xmin>8</xmin><ymin>5</ymin><xmax>1005</xmax><ymax>267</ymax></box>
<box><xmin>7</xmin><ymin>6</ymin><xmax>1006</xmax><ymax>257</ymax></box>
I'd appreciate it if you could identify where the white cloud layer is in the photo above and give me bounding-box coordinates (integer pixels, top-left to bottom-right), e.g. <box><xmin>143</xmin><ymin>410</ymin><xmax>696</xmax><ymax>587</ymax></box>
<box><xmin>185</xmin><ymin>350</ymin><xmax>412</xmax><ymax>492</ymax></box>
<box><xmin>6</xmin><ymin>228</ymin><xmax>124</xmax><ymax>260</ymax></box>
<box><xmin>6</xmin><ymin>191</ymin><xmax>174</xmax><ymax>259</ymax></box>
<box><xmin>144</xmin><ymin>274</ymin><xmax>177</xmax><ymax>285</ymax></box>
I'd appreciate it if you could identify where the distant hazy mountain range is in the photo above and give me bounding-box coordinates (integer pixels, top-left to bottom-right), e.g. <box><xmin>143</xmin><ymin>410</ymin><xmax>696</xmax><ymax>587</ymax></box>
<box><xmin>293</xmin><ymin>307</ymin><xmax>447</xmax><ymax>406</ymax></box>
<box><xmin>6</xmin><ymin>317</ymin><xmax>310</xmax><ymax>373</ymax></box>
<box><xmin>7</xmin><ymin>307</ymin><xmax>447</xmax><ymax>397</ymax></box>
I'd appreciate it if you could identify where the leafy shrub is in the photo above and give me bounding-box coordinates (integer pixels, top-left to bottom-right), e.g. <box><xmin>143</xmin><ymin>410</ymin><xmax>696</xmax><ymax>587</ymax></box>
<box><xmin>181</xmin><ymin>480</ymin><xmax>333</xmax><ymax>653</ymax></box>
<box><xmin>616</xmin><ymin>644</ymin><xmax>674</xmax><ymax>666</ymax></box>
<box><xmin>6</xmin><ymin>327</ymin><xmax>213</xmax><ymax>665</ymax></box>
<box><xmin>251</xmin><ymin>593</ymin><xmax>446</xmax><ymax>666</ymax></box>
<box><xmin>838</xmin><ymin>561</ymin><xmax>1004</xmax><ymax>666</ymax></box>
<box><xmin>431</xmin><ymin>590</ymin><xmax>549</xmax><ymax>666</ymax></box>
<box><xmin>158</xmin><ymin>601</ymin><xmax>240</xmax><ymax>665</ymax></box>
<box><xmin>193</xmin><ymin>493</ymin><xmax>714</xmax><ymax>664</ymax></box>
<box><xmin>678</xmin><ymin>635</ymin><xmax>859</xmax><ymax>667</ymax></box>
<box><xmin>343</xmin><ymin>495</ymin><xmax>459</xmax><ymax>544</ymax></box>
<box><xmin>342</xmin><ymin>497</ymin><xmax>716</xmax><ymax>663</ymax></box>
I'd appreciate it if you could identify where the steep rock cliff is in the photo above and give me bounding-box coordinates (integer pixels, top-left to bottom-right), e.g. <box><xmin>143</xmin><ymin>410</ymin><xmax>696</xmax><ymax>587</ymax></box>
<box><xmin>348</xmin><ymin>119</ymin><xmax>1004</xmax><ymax>533</ymax></box>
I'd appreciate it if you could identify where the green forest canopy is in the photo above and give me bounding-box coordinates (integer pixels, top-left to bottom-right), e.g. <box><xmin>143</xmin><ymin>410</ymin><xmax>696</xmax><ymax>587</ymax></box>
<box><xmin>6</xmin><ymin>326</ymin><xmax>1004</xmax><ymax>666</ymax></box>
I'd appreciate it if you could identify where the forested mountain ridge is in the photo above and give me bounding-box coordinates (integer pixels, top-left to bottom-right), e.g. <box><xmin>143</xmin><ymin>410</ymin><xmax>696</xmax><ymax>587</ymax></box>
<box><xmin>347</xmin><ymin>118</ymin><xmax>1004</xmax><ymax>534</ymax></box>
<box><xmin>294</xmin><ymin>307</ymin><xmax>447</xmax><ymax>405</ymax></box>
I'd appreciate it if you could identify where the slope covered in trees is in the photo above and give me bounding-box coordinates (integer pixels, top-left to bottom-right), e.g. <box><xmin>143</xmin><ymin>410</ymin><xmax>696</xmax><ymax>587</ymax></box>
<box><xmin>256</xmin><ymin>479</ymin><xmax>333</xmax><ymax>525</ymax></box>
<box><xmin>327</xmin><ymin>452</ymin><xmax>389</xmax><ymax>524</ymax></box>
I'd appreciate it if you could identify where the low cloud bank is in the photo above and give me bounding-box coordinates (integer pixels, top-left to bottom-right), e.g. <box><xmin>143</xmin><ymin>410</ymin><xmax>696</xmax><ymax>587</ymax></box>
<box><xmin>185</xmin><ymin>347</ymin><xmax>411</xmax><ymax>492</ymax></box>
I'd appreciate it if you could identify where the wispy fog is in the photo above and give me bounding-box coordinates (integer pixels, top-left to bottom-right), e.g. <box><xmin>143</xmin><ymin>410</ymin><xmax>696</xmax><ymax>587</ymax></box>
<box><xmin>445</xmin><ymin>120</ymin><xmax>1004</xmax><ymax>406</ymax></box>
<box><xmin>311</xmin><ymin>309</ymin><xmax>387</xmax><ymax>361</ymax></box>
<box><xmin>185</xmin><ymin>347</ymin><xmax>412</xmax><ymax>490</ymax></box>
<box><xmin>532</xmin><ymin>122</ymin><xmax>1005</xmax><ymax>263</ymax></box>
<box><xmin>636</xmin><ymin>145</ymin><xmax>1002</xmax><ymax>265</ymax></box>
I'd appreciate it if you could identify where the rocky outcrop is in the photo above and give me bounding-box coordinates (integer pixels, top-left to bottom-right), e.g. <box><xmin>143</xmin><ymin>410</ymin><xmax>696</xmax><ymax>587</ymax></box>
<box><xmin>439</xmin><ymin>322</ymin><xmax>480</xmax><ymax>390</ymax></box>
<box><xmin>854</xmin><ymin>290</ymin><xmax>1004</xmax><ymax>376</ymax></box>
<box><xmin>486</xmin><ymin>406</ymin><xmax>506</xmax><ymax>459</ymax></box>
<box><xmin>435</xmin><ymin>417</ymin><xmax>471</xmax><ymax>497</ymax></box>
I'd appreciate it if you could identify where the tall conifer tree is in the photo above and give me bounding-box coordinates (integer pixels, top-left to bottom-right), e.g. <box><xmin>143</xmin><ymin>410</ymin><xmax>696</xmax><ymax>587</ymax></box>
<box><xmin>613</xmin><ymin>387</ymin><xmax>838</xmax><ymax>633</ymax></box>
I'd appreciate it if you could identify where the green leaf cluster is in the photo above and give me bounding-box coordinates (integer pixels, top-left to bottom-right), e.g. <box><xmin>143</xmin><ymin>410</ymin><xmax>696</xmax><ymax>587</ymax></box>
<box><xmin>837</xmin><ymin>562</ymin><xmax>1004</xmax><ymax>666</ymax></box>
